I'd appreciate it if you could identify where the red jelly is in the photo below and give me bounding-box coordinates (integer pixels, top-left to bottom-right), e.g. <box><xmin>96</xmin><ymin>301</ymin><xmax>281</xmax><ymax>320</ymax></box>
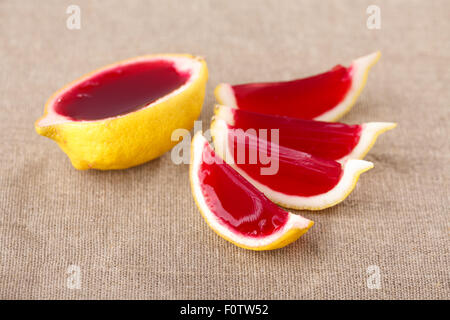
<box><xmin>54</xmin><ymin>60</ymin><xmax>191</xmax><ymax>120</ymax></box>
<box><xmin>225</xmin><ymin>129</ymin><xmax>343</xmax><ymax>197</ymax></box>
<box><xmin>232</xmin><ymin>65</ymin><xmax>353</xmax><ymax>119</ymax></box>
<box><xmin>218</xmin><ymin>106</ymin><xmax>362</xmax><ymax>161</ymax></box>
<box><xmin>198</xmin><ymin>140</ymin><xmax>288</xmax><ymax>237</ymax></box>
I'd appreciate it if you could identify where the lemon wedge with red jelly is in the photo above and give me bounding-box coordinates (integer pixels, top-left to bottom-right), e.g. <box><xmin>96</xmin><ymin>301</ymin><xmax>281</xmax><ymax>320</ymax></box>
<box><xmin>210</xmin><ymin>119</ymin><xmax>374</xmax><ymax>211</ymax></box>
<box><xmin>190</xmin><ymin>132</ymin><xmax>313</xmax><ymax>250</ymax></box>
<box><xmin>215</xmin><ymin>52</ymin><xmax>380</xmax><ymax>121</ymax></box>
<box><xmin>214</xmin><ymin>105</ymin><xmax>396</xmax><ymax>163</ymax></box>
<box><xmin>35</xmin><ymin>54</ymin><xmax>208</xmax><ymax>170</ymax></box>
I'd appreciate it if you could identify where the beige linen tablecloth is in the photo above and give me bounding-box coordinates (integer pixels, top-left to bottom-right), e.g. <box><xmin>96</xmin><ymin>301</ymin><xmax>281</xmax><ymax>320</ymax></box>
<box><xmin>0</xmin><ymin>0</ymin><xmax>448</xmax><ymax>299</ymax></box>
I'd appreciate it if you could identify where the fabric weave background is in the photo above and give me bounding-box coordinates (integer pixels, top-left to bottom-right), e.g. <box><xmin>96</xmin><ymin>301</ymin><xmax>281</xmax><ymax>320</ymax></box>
<box><xmin>0</xmin><ymin>0</ymin><xmax>448</xmax><ymax>299</ymax></box>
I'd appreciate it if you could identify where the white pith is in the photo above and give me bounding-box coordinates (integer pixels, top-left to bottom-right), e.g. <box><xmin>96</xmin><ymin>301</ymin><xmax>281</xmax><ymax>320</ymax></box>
<box><xmin>215</xmin><ymin>104</ymin><xmax>395</xmax><ymax>164</ymax></box>
<box><xmin>215</xmin><ymin>52</ymin><xmax>380</xmax><ymax>122</ymax></box>
<box><xmin>336</xmin><ymin>122</ymin><xmax>397</xmax><ymax>163</ymax></box>
<box><xmin>37</xmin><ymin>55</ymin><xmax>203</xmax><ymax>127</ymax></box>
<box><xmin>214</xmin><ymin>104</ymin><xmax>237</xmax><ymax>125</ymax></box>
<box><xmin>210</xmin><ymin>119</ymin><xmax>374</xmax><ymax>210</ymax></box>
<box><xmin>315</xmin><ymin>52</ymin><xmax>380</xmax><ymax>121</ymax></box>
<box><xmin>190</xmin><ymin>132</ymin><xmax>312</xmax><ymax>248</ymax></box>
<box><xmin>215</xmin><ymin>83</ymin><xmax>238</xmax><ymax>108</ymax></box>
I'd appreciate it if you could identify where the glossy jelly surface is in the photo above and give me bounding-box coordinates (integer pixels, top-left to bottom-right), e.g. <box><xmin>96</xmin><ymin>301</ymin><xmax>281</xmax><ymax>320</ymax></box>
<box><xmin>54</xmin><ymin>60</ymin><xmax>191</xmax><ymax>120</ymax></box>
<box><xmin>232</xmin><ymin>65</ymin><xmax>353</xmax><ymax>119</ymax></box>
<box><xmin>224</xmin><ymin>107</ymin><xmax>362</xmax><ymax>160</ymax></box>
<box><xmin>226</xmin><ymin>130</ymin><xmax>343</xmax><ymax>196</ymax></box>
<box><xmin>198</xmin><ymin>141</ymin><xmax>288</xmax><ymax>237</ymax></box>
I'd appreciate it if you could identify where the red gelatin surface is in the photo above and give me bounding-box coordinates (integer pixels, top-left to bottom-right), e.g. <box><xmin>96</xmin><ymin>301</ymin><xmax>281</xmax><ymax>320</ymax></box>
<box><xmin>226</xmin><ymin>130</ymin><xmax>343</xmax><ymax>196</ymax></box>
<box><xmin>225</xmin><ymin>107</ymin><xmax>362</xmax><ymax>160</ymax></box>
<box><xmin>54</xmin><ymin>60</ymin><xmax>191</xmax><ymax>120</ymax></box>
<box><xmin>198</xmin><ymin>141</ymin><xmax>288</xmax><ymax>237</ymax></box>
<box><xmin>232</xmin><ymin>65</ymin><xmax>353</xmax><ymax>119</ymax></box>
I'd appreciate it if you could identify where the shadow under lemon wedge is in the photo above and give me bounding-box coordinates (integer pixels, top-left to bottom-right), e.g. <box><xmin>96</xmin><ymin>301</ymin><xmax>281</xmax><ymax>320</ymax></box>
<box><xmin>189</xmin><ymin>132</ymin><xmax>313</xmax><ymax>250</ymax></box>
<box><xmin>35</xmin><ymin>54</ymin><xmax>208</xmax><ymax>170</ymax></box>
